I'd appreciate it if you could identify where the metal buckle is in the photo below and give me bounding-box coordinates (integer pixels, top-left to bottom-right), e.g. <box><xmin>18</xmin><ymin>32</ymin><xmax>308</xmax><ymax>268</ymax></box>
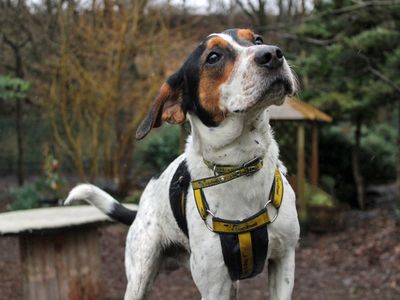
<box><xmin>264</xmin><ymin>199</ymin><xmax>279</xmax><ymax>223</ymax></box>
<box><xmin>246</xmin><ymin>165</ymin><xmax>257</xmax><ymax>174</ymax></box>
<box><xmin>213</xmin><ymin>165</ymin><xmax>218</xmax><ymax>176</ymax></box>
<box><xmin>243</xmin><ymin>157</ymin><xmax>260</xmax><ymax>167</ymax></box>
<box><xmin>243</xmin><ymin>157</ymin><xmax>262</xmax><ymax>176</ymax></box>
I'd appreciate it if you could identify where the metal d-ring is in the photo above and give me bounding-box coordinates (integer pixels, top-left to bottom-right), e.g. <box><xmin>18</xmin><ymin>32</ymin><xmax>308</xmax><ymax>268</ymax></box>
<box><xmin>204</xmin><ymin>209</ymin><xmax>216</xmax><ymax>232</ymax></box>
<box><xmin>264</xmin><ymin>199</ymin><xmax>279</xmax><ymax>223</ymax></box>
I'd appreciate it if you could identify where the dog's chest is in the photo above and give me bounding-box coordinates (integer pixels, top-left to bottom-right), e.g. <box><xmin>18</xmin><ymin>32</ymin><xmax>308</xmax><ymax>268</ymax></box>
<box><xmin>182</xmin><ymin>166</ymin><xmax>298</xmax><ymax>260</ymax></box>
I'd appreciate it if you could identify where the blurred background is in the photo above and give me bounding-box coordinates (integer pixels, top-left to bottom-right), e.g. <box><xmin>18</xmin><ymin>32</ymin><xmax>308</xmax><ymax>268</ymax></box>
<box><xmin>0</xmin><ymin>0</ymin><xmax>399</xmax><ymax>299</ymax></box>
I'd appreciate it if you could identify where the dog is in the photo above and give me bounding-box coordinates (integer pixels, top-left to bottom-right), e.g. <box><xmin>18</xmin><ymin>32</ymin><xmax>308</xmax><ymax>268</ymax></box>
<box><xmin>65</xmin><ymin>28</ymin><xmax>300</xmax><ymax>300</ymax></box>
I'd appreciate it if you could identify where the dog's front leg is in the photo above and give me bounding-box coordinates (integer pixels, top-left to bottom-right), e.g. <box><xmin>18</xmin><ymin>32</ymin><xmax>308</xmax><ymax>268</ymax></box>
<box><xmin>268</xmin><ymin>248</ymin><xmax>296</xmax><ymax>300</ymax></box>
<box><xmin>124</xmin><ymin>215</ymin><xmax>163</xmax><ymax>300</ymax></box>
<box><xmin>189</xmin><ymin>235</ymin><xmax>236</xmax><ymax>300</ymax></box>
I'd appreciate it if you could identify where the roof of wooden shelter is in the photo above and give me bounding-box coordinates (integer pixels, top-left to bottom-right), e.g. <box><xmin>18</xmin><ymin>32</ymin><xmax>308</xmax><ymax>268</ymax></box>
<box><xmin>0</xmin><ymin>204</ymin><xmax>138</xmax><ymax>235</ymax></box>
<box><xmin>269</xmin><ymin>97</ymin><xmax>332</xmax><ymax>122</ymax></box>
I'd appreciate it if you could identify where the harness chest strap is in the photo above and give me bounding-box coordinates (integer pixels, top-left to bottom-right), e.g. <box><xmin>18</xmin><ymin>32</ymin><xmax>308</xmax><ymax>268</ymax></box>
<box><xmin>192</xmin><ymin>168</ymin><xmax>283</xmax><ymax>233</ymax></box>
<box><xmin>191</xmin><ymin>166</ymin><xmax>284</xmax><ymax>280</ymax></box>
<box><xmin>169</xmin><ymin>158</ymin><xmax>284</xmax><ymax>281</ymax></box>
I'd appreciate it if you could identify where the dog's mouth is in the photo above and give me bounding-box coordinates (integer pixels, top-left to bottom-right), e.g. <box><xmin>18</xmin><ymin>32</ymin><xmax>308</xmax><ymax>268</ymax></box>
<box><xmin>262</xmin><ymin>76</ymin><xmax>294</xmax><ymax>98</ymax></box>
<box><xmin>231</xmin><ymin>72</ymin><xmax>296</xmax><ymax>114</ymax></box>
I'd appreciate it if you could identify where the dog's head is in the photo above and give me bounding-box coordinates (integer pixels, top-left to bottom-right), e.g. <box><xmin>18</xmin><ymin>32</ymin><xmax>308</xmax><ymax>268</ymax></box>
<box><xmin>136</xmin><ymin>28</ymin><xmax>297</xmax><ymax>140</ymax></box>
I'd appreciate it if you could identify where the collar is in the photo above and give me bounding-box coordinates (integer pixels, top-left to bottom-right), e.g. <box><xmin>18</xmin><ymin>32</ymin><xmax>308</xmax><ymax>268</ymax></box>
<box><xmin>192</xmin><ymin>157</ymin><xmax>264</xmax><ymax>190</ymax></box>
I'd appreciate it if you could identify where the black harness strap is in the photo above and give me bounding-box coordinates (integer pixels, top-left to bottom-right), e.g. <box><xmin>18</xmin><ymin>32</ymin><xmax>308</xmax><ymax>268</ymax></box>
<box><xmin>169</xmin><ymin>160</ymin><xmax>191</xmax><ymax>236</ymax></box>
<box><xmin>219</xmin><ymin>225</ymin><xmax>268</xmax><ymax>280</ymax></box>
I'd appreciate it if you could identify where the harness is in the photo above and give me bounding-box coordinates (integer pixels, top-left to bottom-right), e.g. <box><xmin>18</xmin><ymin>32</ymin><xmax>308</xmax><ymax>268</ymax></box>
<box><xmin>169</xmin><ymin>157</ymin><xmax>283</xmax><ymax>281</ymax></box>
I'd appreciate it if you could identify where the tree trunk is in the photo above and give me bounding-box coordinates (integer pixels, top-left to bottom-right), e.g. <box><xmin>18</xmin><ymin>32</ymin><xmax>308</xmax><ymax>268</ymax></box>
<box><xmin>116</xmin><ymin>136</ymin><xmax>135</xmax><ymax>198</ymax></box>
<box><xmin>14</xmin><ymin>45</ymin><xmax>25</xmax><ymax>186</ymax></box>
<box><xmin>16</xmin><ymin>98</ymin><xmax>24</xmax><ymax>185</ymax></box>
<box><xmin>257</xmin><ymin>0</ymin><xmax>267</xmax><ymax>29</ymax></box>
<box><xmin>277</xmin><ymin>0</ymin><xmax>283</xmax><ymax>22</ymax></box>
<box><xmin>287</xmin><ymin>0</ymin><xmax>293</xmax><ymax>17</ymax></box>
<box><xmin>352</xmin><ymin>117</ymin><xmax>365</xmax><ymax>209</ymax></box>
<box><xmin>397</xmin><ymin>102</ymin><xmax>400</xmax><ymax>209</ymax></box>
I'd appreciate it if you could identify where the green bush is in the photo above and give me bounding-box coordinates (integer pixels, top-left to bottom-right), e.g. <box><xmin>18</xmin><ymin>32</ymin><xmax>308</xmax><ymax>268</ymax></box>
<box><xmin>319</xmin><ymin>123</ymin><xmax>396</xmax><ymax>207</ymax></box>
<box><xmin>305</xmin><ymin>182</ymin><xmax>335</xmax><ymax>208</ymax></box>
<box><xmin>360</xmin><ymin>123</ymin><xmax>396</xmax><ymax>182</ymax></box>
<box><xmin>135</xmin><ymin>124</ymin><xmax>181</xmax><ymax>172</ymax></box>
<box><xmin>8</xmin><ymin>162</ymin><xmax>67</xmax><ymax>211</ymax></box>
<box><xmin>124</xmin><ymin>190</ymin><xmax>142</xmax><ymax>204</ymax></box>
<box><xmin>9</xmin><ymin>182</ymin><xmax>41</xmax><ymax>211</ymax></box>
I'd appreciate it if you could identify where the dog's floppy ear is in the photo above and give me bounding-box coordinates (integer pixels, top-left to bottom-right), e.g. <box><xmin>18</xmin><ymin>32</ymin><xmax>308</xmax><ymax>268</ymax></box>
<box><xmin>136</xmin><ymin>70</ymin><xmax>185</xmax><ymax>140</ymax></box>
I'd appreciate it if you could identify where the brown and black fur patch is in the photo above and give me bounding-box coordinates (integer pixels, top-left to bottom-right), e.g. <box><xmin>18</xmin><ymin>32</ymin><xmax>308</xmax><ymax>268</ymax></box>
<box><xmin>237</xmin><ymin>29</ymin><xmax>255</xmax><ymax>42</ymax></box>
<box><xmin>197</xmin><ymin>36</ymin><xmax>237</xmax><ymax>123</ymax></box>
<box><xmin>206</xmin><ymin>36</ymin><xmax>230</xmax><ymax>50</ymax></box>
<box><xmin>136</xmin><ymin>28</ymin><xmax>264</xmax><ymax>137</ymax></box>
<box><xmin>223</xmin><ymin>28</ymin><xmax>259</xmax><ymax>46</ymax></box>
<box><xmin>198</xmin><ymin>62</ymin><xmax>234</xmax><ymax>123</ymax></box>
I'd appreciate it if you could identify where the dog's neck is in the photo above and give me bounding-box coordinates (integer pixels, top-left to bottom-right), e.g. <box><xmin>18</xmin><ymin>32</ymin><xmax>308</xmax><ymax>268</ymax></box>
<box><xmin>185</xmin><ymin>108</ymin><xmax>280</xmax><ymax>219</ymax></box>
<box><xmin>187</xmin><ymin>109</ymin><xmax>276</xmax><ymax>167</ymax></box>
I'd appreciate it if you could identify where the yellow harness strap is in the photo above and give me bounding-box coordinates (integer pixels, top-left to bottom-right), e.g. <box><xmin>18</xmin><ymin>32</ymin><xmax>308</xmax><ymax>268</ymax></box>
<box><xmin>192</xmin><ymin>158</ymin><xmax>264</xmax><ymax>190</ymax></box>
<box><xmin>192</xmin><ymin>168</ymin><xmax>284</xmax><ymax>233</ymax></box>
<box><xmin>238</xmin><ymin>232</ymin><xmax>253</xmax><ymax>277</ymax></box>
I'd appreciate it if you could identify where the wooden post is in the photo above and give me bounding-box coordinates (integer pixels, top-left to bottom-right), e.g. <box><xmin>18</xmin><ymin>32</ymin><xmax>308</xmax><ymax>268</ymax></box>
<box><xmin>311</xmin><ymin>122</ymin><xmax>319</xmax><ymax>187</ymax></box>
<box><xmin>297</xmin><ymin>123</ymin><xmax>306</xmax><ymax>219</ymax></box>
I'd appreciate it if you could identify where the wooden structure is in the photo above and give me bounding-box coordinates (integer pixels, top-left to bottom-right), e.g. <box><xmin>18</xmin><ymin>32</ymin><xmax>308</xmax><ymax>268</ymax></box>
<box><xmin>269</xmin><ymin>97</ymin><xmax>332</xmax><ymax>217</ymax></box>
<box><xmin>0</xmin><ymin>204</ymin><xmax>137</xmax><ymax>300</ymax></box>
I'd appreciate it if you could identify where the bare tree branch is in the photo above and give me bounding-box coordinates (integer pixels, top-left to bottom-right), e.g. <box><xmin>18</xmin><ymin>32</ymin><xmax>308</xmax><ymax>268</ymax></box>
<box><xmin>368</xmin><ymin>66</ymin><xmax>400</xmax><ymax>94</ymax></box>
<box><xmin>274</xmin><ymin>32</ymin><xmax>337</xmax><ymax>46</ymax></box>
<box><xmin>358</xmin><ymin>53</ymin><xmax>400</xmax><ymax>94</ymax></box>
<box><xmin>326</xmin><ymin>0</ymin><xmax>400</xmax><ymax>15</ymax></box>
<box><xmin>256</xmin><ymin>0</ymin><xmax>400</xmax><ymax>33</ymax></box>
<box><xmin>247</xmin><ymin>0</ymin><xmax>257</xmax><ymax>15</ymax></box>
<box><xmin>235</xmin><ymin>0</ymin><xmax>256</xmax><ymax>23</ymax></box>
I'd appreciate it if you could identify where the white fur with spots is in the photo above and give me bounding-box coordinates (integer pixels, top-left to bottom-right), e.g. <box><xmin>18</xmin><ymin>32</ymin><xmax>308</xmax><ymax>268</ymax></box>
<box><xmin>66</xmin><ymin>31</ymin><xmax>300</xmax><ymax>300</ymax></box>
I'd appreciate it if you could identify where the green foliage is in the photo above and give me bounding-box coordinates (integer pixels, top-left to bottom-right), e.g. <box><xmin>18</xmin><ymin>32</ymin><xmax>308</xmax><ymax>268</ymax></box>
<box><xmin>135</xmin><ymin>124</ymin><xmax>180</xmax><ymax>172</ymax></box>
<box><xmin>349</xmin><ymin>27</ymin><xmax>399</xmax><ymax>54</ymax></box>
<box><xmin>9</xmin><ymin>182</ymin><xmax>41</xmax><ymax>211</ymax></box>
<box><xmin>305</xmin><ymin>182</ymin><xmax>335</xmax><ymax>207</ymax></box>
<box><xmin>124</xmin><ymin>190</ymin><xmax>142</xmax><ymax>204</ymax></box>
<box><xmin>296</xmin><ymin>3</ymin><xmax>400</xmax><ymax>120</ymax></box>
<box><xmin>0</xmin><ymin>76</ymin><xmax>31</xmax><ymax>100</ymax></box>
<box><xmin>360</xmin><ymin>123</ymin><xmax>396</xmax><ymax>182</ymax></box>
<box><xmin>318</xmin><ymin>123</ymin><xmax>396</xmax><ymax>206</ymax></box>
<box><xmin>8</xmin><ymin>152</ymin><xmax>67</xmax><ymax>211</ymax></box>
<box><xmin>293</xmin><ymin>1</ymin><xmax>400</xmax><ymax>208</ymax></box>
<box><xmin>8</xmin><ymin>175</ymin><xmax>67</xmax><ymax>211</ymax></box>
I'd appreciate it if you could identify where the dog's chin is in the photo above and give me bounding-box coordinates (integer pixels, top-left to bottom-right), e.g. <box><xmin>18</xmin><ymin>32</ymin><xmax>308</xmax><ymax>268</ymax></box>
<box><xmin>233</xmin><ymin>79</ymin><xmax>293</xmax><ymax>114</ymax></box>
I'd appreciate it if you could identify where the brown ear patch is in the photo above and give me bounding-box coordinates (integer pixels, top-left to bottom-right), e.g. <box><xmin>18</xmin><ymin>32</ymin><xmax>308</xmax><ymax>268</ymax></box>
<box><xmin>199</xmin><ymin>59</ymin><xmax>234</xmax><ymax>124</ymax></box>
<box><xmin>136</xmin><ymin>82</ymin><xmax>185</xmax><ymax>140</ymax></box>
<box><xmin>237</xmin><ymin>29</ymin><xmax>255</xmax><ymax>42</ymax></box>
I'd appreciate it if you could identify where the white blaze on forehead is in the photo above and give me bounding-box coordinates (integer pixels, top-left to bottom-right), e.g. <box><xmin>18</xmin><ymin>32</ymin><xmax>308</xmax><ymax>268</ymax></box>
<box><xmin>212</xmin><ymin>34</ymin><xmax>259</xmax><ymax>112</ymax></box>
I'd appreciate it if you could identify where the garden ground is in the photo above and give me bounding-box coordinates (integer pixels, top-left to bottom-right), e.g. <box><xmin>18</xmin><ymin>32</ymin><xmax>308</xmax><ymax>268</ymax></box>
<box><xmin>1</xmin><ymin>177</ymin><xmax>399</xmax><ymax>299</ymax></box>
<box><xmin>101</xmin><ymin>209</ymin><xmax>400</xmax><ymax>300</ymax></box>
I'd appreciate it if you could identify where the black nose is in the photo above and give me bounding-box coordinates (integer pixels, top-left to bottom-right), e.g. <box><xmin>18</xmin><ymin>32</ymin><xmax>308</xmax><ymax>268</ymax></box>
<box><xmin>254</xmin><ymin>46</ymin><xmax>284</xmax><ymax>69</ymax></box>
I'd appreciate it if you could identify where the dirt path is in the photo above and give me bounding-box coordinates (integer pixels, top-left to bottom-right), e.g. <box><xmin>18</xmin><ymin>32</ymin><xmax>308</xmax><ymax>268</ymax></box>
<box><xmin>146</xmin><ymin>210</ymin><xmax>400</xmax><ymax>300</ymax></box>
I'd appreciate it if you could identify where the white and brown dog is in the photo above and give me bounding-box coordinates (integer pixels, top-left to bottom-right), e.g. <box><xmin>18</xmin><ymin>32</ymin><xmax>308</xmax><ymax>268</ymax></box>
<box><xmin>65</xmin><ymin>28</ymin><xmax>300</xmax><ymax>300</ymax></box>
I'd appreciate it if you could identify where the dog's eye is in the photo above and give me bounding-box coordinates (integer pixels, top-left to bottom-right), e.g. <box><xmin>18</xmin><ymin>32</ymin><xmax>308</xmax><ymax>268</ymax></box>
<box><xmin>255</xmin><ymin>37</ymin><xmax>264</xmax><ymax>45</ymax></box>
<box><xmin>206</xmin><ymin>52</ymin><xmax>221</xmax><ymax>64</ymax></box>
